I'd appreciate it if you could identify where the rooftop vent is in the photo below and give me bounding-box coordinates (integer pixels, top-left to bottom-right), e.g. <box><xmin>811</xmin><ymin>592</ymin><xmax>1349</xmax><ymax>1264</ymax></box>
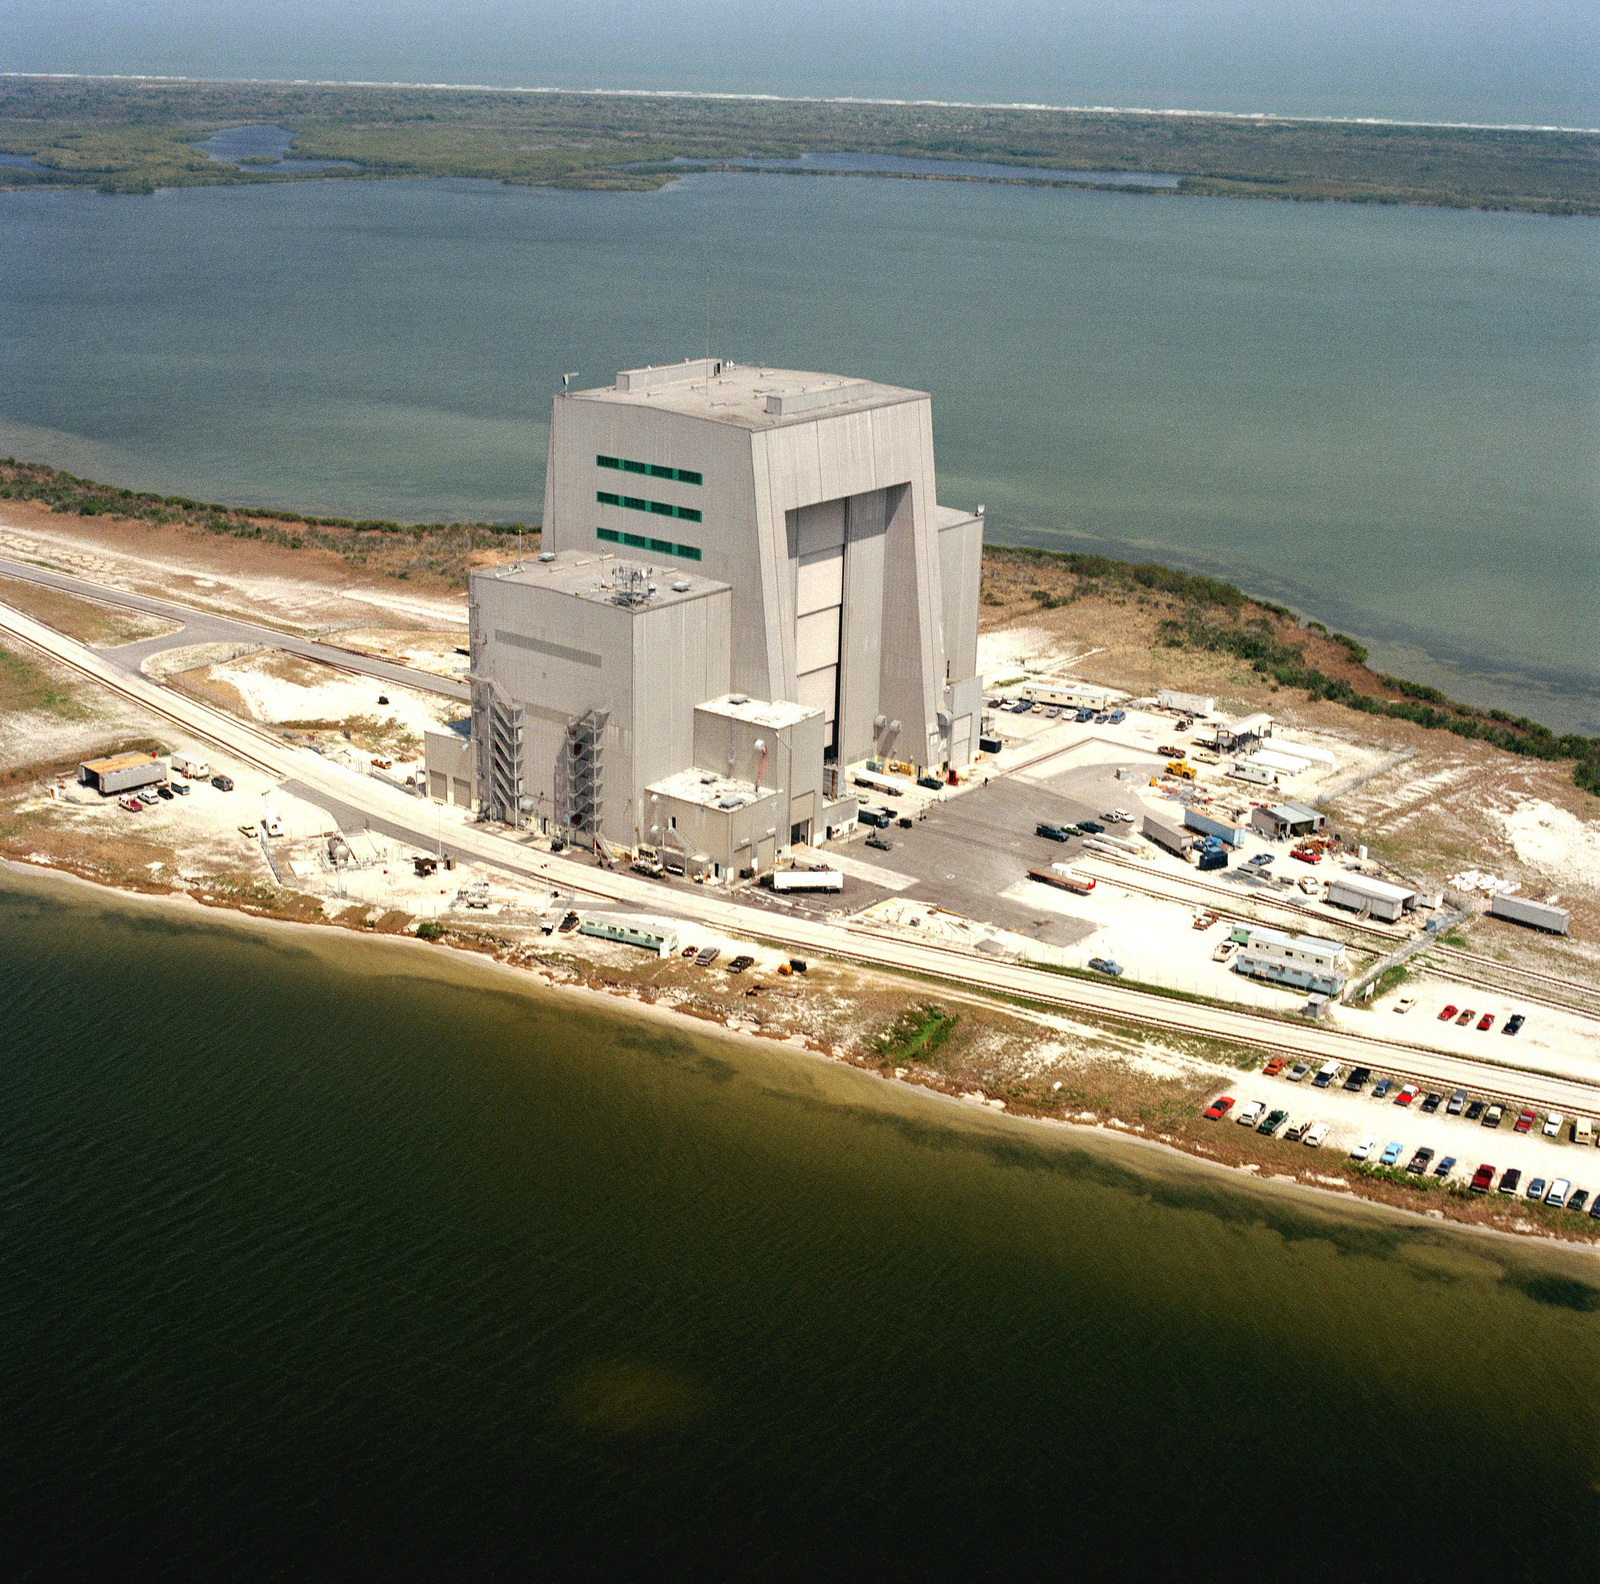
<box><xmin>729</xmin><ymin>693</ymin><xmax>749</xmax><ymax>705</ymax></box>
<box><xmin>671</xmin><ymin>580</ymin><xmax>690</xmax><ymax>592</ymax></box>
<box><xmin>764</xmin><ymin>380</ymin><xmax>873</xmax><ymax>417</ymax></box>
<box><xmin>537</xmin><ymin>550</ymin><xmax>556</xmax><ymax>562</ymax></box>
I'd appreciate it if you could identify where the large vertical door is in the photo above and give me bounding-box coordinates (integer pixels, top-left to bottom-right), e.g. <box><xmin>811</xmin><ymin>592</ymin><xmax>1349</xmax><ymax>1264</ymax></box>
<box><xmin>794</xmin><ymin>501</ymin><xmax>845</xmax><ymax>751</ymax></box>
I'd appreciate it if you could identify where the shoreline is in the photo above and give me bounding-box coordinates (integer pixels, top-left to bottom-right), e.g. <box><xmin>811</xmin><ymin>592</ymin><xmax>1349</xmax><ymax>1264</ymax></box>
<box><xmin>7</xmin><ymin>853</ymin><xmax>1595</xmax><ymax>1266</ymax></box>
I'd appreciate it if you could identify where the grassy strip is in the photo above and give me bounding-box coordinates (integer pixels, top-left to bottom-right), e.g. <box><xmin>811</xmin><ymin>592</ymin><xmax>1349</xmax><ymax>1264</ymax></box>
<box><xmin>871</xmin><ymin>1002</ymin><xmax>960</xmax><ymax>1067</ymax></box>
<box><xmin>0</xmin><ymin>640</ymin><xmax>85</xmax><ymax>718</ymax></box>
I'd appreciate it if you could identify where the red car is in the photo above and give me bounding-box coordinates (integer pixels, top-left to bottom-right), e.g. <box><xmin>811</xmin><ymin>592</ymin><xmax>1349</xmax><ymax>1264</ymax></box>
<box><xmin>1476</xmin><ymin>1012</ymin><xmax>1495</xmax><ymax>1031</ymax></box>
<box><xmin>1264</xmin><ymin>1057</ymin><xmax>1288</xmax><ymax>1077</ymax></box>
<box><xmin>1514</xmin><ymin>1109</ymin><xmax>1536</xmax><ymax>1134</ymax></box>
<box><xmin>1469</xmin><ymin>1163</ymin><xmax>1496</xmax><ymax>1194</ymax></box>
<box><xmin>1204</xmin><ymin>1095</ymin><xmax>1235</xmax><ymax>1121</ymax></box>
<box><xmin>1395</xmin><ymin>1084</ymin><xmax>1421</xmax><ymax>1106</ymax></box>
<box><xmin>1290</xmin><ymin>846</ymin><xmax>1322</xmax><ymax>865</ymax></box>
<box><xmin>1455</xmin><ymin>1008</ymin><xmax>1475</xmax><ymax>1026</ymax></box>
<box><xmin>1438</xmin><ymin>1004</ymin><xmax>1458</xmax><ymax>1021</ymax></box>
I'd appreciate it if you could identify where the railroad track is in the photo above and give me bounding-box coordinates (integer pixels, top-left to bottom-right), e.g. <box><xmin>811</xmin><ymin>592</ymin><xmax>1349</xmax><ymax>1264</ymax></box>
<box><xmin>1431</xmin><ymin>944</ymin><xmax>1600</xmax><ymax>1012</ymax></box>
<box><xmin>1075</xmin><ymin>848</ymin><xmax>1405</xmax><ymax>947</ymax></box>
<box><xmin>1411</xmin><ymin>960</ymin><xmax>1600</xmax><ymax>1023</ymax></box>
<box><xmin>6</xmin><ymin>599</ymin><xmax>1597</xmax><ymax>1120</ymax></box>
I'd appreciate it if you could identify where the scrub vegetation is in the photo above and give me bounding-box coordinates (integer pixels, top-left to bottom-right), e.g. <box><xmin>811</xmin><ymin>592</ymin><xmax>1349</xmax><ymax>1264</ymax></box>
<box><xmin>2</xmin><ymin>77</ymin><xmax>1595</xmax><ymax>214</ymax></box>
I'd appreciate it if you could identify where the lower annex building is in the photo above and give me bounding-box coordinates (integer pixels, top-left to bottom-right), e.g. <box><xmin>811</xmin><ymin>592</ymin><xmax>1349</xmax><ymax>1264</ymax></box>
<box><xmin>427</xmin><ymin>357</ymin><xmax>985</xmax><ymax>880</ymax></box>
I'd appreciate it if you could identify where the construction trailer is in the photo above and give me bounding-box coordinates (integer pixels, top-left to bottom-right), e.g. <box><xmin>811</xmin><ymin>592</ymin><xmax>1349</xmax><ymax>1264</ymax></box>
<box><xmin>1325</xmin><ymin>872</ymin><xmax>1417</xmax><ymax>923</ymax></box>
<box><xmin>1141</xmin><ymin>814</ymin><xmax>1195</xmax><ymax>859</ymax></box>
<box><xmin>1489</xmin><ymin>893</ymin><xmax>1570</xmax><ymax>935</ymax></box>
<box><xmin>78</xmin><ymin>752</ymin><xmax>169</xmax><ymax>796</ymax></box>
<box><xmin>577</xmin><ymin>915</ymin><xmax>681</xmax><ymax>955</ymax></box>
<box><xmin>1233</xmin><ymin>928</ymin><xmax>1348</xmax><ymax>996</ymax></box>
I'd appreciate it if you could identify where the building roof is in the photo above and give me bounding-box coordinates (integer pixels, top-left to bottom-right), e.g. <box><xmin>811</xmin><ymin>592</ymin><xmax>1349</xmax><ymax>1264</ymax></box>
<box><xmin>1223</xmin><ymin>712</ymin><xmax>1274</xmax><ymax>738</ymax></box>
<box><xmin>80</xmin><ymin>751</ymin><xmax>163</xmax><ymax>773</ymax></box>
<box><xmin>1328</xmin><ymin>872</ymin><xmax>1417</xmax><ymax>903</ymax></box>
<box><xmin>648</xmin><ymin>766</ymin><xmax>781</xmax><ymax>812</ymax></box>
<box><xmin>1249</xmin><ymin>750</ymin><xmax>1312</xmax><ymax>775</ymax></box>
<box><xmin>1265</xmin><ymin>801</ymin><xmax>1321</xmax><ymax>822</ymax></box>
<box><xmin>569</xmin><ymin>359</ymin><xmax>925</xmax><ymax>431</ymax></box>
<box><xmin>475</xmin><ymin>550</ymin><xmax>727</xmax><ymax>610</ymax></box>
<box><xmin>1243</xmin><ymin>927</ymin><xmax>1347</xmax><ymax>957</ymax></box>
<box><xmin>697</xmin><ymin>694</ymin><xmax>820</xmax><ymax>730</ymax></box>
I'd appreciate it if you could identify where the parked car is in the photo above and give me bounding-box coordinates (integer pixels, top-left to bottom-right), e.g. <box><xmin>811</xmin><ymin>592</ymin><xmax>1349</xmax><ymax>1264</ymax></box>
<box><xmin>1476</xmin><ymin>1012</ymin><xmax>1495</xmax><ymax>1032</ymax></box>
<box><xmin>1372</xmin><ymin>1077</ymin><xmax>1393</xmax><ymax>1100</ymax></box>
<box><xmin>1395</xmin><ymin>996</ymin><xmax>1417</xmax><ymax>1014</ymax></box>
<box><xmin>1289</xmin><ymin>846</ymin><xmax>1321</xmax><ymax>865</ymax></box>
<box><xmin>1076</xmin><ymin>819</ymin><xmax>1105</xmax><ymax>835</ymax></box>
<box><xmin>1526</xmin><ymin>1177</ymin><xmax>1547</xmax><ymax>1202</ymax></box>
<box><xmin>170</xmin><ymin>779</ymin><xmax>189</xmax><ymax>795</ymax></box>
<box><xmin>117</xmin><ymin>793</ymin><xmax>143</xmax><ymax>812</ymax></box>
<box><xmin>1395</xmin><ymin>1084</ymin><xmax>1420</xmax><ymax>1107</ymax></box>
<box><xmin>1591</xmin><ymin>1197</ymin><xmax>1600</xmax><ymax>1221</ymax></box>
<box><xmin>1107</xmin><ymin>709</ymin><xmax>1126</xmax><ymax>724</ymax></box>
<box><xmin>1203</xmin><ymin>1095</ymin><xmax>1235</xmax><ymax>1121</ymax></box>
<box><xmin>1465</xmin><ymin>1100</ymin><xmax>1485</xmax><ymax>1121</ymax></box>
<box><xmin>1247</xmin><ymin>853</ymin><xmax>1274</xmax><ymax>867</ymax></box>
<box><xmin>859</xmin><ymin>807</ymin><xmax>892</xmax><ymax>828</ymax></box>
<box><xmin>1433</xmin><ymin>1155</ymin><xmax>1457</xmax><ymax>1178</ymax></box>
<box><xmin>1469</xmin><ymin>1163</ymin><xmax>1495</xmax><ymax>1194</ymax></box>
<box><xmin>1312</xmin><ymin>1061</ymin><xmax>1339</xmax><ymax>1089</ymax></box>
<box><xmin>1438</xmin><ymin>1004</ymin><xmax>1458</xmax><ymax>1021</ymax></box>
<box><xmin>1455</xmin><ymin>1008</ymin><xmax>1475</xmax><ymax>1026</ymax></box>
<box><xmin>237</xmin><ymin>822</ymin><xmax>258</xmax><ymax>838</ymax></box>
<box><xmin>1545</xmin><ymin>1179</ymin><xmax>1571</xmax><ymax>1209</ymax></box>
<box><xmin>1343</xmin><ymin>1066</ymin><xmax>1372</xmax><ymax>1092</ymax></box>
<box><xmin>1503</xmin><ymin>1014</ymin><xmax>1525</xmax><ymax>1036</ymax></box>
<box><xmin>1351</xmin><ymin>1137</ymin><xmax>1377</xmax><ymax>1162</ymax></box>
<box><xmin>1211</xmin><ymin>940</ymin><xmax>1238</xmax><ymax>963</ymax></box>
<box><xmin>1264</xmin><ymin>1057</ymin><xmax>1288</xmax><ymax>1077</ymax></box>
<box><xmin>1514</xmin><ymin>1109</ymin><xmax>1537</xmax><ymax>1134</ymax></box>
<box><xmin>1284</xmin><ymin>1119</ymin><xmax>1309</xmax><ymax>1143</ymax></box>
<box><xmin>1406</xmin><ymin>1148</ymin><xmax>1435</xmax><ymax>1174</ymax></box>
<box><xmin>1569</xmin><ymin>1189</ymin><xmax>1590</xmax><ymax>1214</ymax></box>
<box><xmin>1044</xmin><ymin>707</ymin><xmax>1060</xmax><ymax>719</ymax></box>
<box><xmin>1075</xmin><ymin>709</ymin><xmax>1094</xmax><ymax>723</ymax></box>
<box><xmin>1303</xmin><ymin>1123</ymin><xmax>1330</xmax><ymax>1149</ymax></box>
<box><xmin>1542</xmin><ymin>1112</ymin><xmax>1564</xmax><ymax>1138</ymax></box>
<box><xmin>1498</xmin><ymin>1168</ymin><xmax>1522</xmax><ymax>1195</ymax></box>
<box><xmin>211</xmin><ymin>774</ymin><xmax>234</xmax><ymax>791</ymax></box>
<box><xmin>1482</xmin><ymin>1104</ymin><xmax>1504</xmax><ymax>1128</ymax></box>
<box><xmin>1257</xmin><ymin>1108</ymin><xmax>1289</xmax><ymax>1136</ymax></box>
<box><xmin>1236</xmin><ymin>1101</ymin><xmax>1266</xmax><ymax>1128</ymax></box>
<box><xmin>1447</xmin><ymin>1090</ymin><xmax>1468</xmax><ymax>1116</ymax></box>
<box><xmin>1420</xmin><ymin>1092</ymin><xmax>1442</xmax><ymax>1114</ymax></box>
<box><xmin>1113</xmin><ymin>809</ymin><xmax>1132</xmax><ymax>823</ymax></box>
<box><xmin>1087</xmin><ymin>957</ymin><xmax>1123</xmax><ymax>977</ymax></box>
<box><xmin>1380</xmin><ymin>1141</ymin><xmax>1405</xmax><ymax>1167</ymax></box>
<box><xmin>1286</xmin><ymin>1063</ymin><xmax>1310</xmax><ymax>1083</ymax></box>
<box><xmin>155</xmin><ymin>785</ymin><xmax>174</xmax><ymax>801</ymax></box>
<box><xmin>865</xmin><ymin>833</ymin><xmax>892</xmax><ymax>851</ymax></box>
<box><xmin>1035</xmin><ymin>821</ymin><xmax>1072</xmax><ymax>841</ymax></box>
<box><xmin>727</xmin><ymin>954</ymin><xmax>756</xmax><ymax>974</ymax></box>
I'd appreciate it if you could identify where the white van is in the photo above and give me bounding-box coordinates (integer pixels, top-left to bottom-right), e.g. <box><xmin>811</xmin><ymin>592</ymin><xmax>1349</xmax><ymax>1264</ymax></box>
<box><xmin>1545</xmin><ymin>1179</ymin><xmax>1571</xmax><ymax>1209</ymax></box>
<box><xmin>1573</xmin><ymin>1117</ymin><xmax>1594</xmax><ymax>1146</ymax></box>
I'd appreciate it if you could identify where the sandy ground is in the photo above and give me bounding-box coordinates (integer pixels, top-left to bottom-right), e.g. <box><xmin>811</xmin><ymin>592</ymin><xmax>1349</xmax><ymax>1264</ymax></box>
<box><xmin>0</xmin><ymin>509</ymin><xmax>467</xmax><ymax>633</ymax></box>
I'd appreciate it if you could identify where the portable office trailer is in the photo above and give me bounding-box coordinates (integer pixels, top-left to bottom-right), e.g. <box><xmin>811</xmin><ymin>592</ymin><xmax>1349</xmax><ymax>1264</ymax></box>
<box><xmin>1489</xmin><ymin>893</ymin><xmax>1570</xmax><ymax>935</ymax></box>
<box><xmin>578</xmin><ymin>916</ymin><xmax>681</xmax><ymax>955</ymax></box>
<box><xmin>1141</xmin><ymin>815</ymin><xmax>1195</xmax><ymax>858</ymax></box>
<box><xmin>767</xmin><ymin>869</ymin><xmax>844</xmax><ymax>893</ymax></box>
<box><xmin>1325</xmin><ymin>873</ymin><xmax>1416</xmax><ymax>923</ymax></box>
<box><xmin>78</xmin><ymin>752</ymin><xmax>169</xmax><ymax>796</ymax></box>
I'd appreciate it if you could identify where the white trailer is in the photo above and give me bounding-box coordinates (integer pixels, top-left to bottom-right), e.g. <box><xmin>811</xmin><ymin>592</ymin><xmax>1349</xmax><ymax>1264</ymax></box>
<box><xmin>768</xmin><ymin>869</ymin><xmax>844</xmax><ymax>894</ymax></box>
<box><xmin>1489</xmin><ymin>893</ymin><xmax>1570</xmax><ymax>935</ymax></box>
<box><xmin>170</xmin><ymin>752</ymin><xmax>210</xmax><ymax>779</ymax></box>
<box><xmin>1157</xmin><ymin>689</ymin><xmax>1214</xmax><ymax>717</ymax></box>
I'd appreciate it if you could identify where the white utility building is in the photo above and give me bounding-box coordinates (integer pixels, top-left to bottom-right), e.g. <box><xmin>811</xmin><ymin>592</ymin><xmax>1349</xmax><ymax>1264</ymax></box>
<box><xmin>453</xmin><ymin>357</ymin><xmax>984</xmax><ymax>874</ymax></box>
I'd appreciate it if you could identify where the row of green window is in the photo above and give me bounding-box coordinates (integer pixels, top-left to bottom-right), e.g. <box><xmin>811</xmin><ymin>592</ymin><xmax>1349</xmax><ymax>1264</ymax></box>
<box><xmin>596</xmin><ymin>489</ymin><xmax>702</xmax><ymax>524</ymax></box>
<box><xmin>597</xmin><ymin>454</ymin><xmax>702</xmax><ymax>487</ymax></box>
<box><xmin>596</xmin><ymin>527</ymin><xmax>702</xmax><ymax>562</ymax></box>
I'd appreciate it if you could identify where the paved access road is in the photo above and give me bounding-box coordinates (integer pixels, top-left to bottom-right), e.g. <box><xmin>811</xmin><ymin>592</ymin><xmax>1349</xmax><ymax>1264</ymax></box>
<box><xmin>0</xmin><ymin>555</ymin><xmax>469</xmax><ymax>703</ymax></box>
<box><xmin>4</xmin><ymin>595</ymin><xmax>1598</xmax><ymax>1121</ymax></box>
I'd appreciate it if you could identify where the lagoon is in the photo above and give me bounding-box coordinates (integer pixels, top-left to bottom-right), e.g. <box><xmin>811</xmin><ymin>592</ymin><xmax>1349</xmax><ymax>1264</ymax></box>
<box><xmin>0</xmin><ymin>172</ymin><xmax>1594</xmax><ymax>728</ymax></box>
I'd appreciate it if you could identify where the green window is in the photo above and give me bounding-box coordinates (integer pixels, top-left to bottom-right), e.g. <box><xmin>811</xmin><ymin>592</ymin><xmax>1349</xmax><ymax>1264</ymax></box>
<box><xmin>596</xmin><ymin>454</ymin><xmax>701</xmax><ymax>485</ymax></box>
<box><xmin>597</xmin><ymin>490</ymin><xmax>620</xmax><ymax>507</ymax></box>
<box><xmin>622</xmin><ymin>495</ymin><xmax>647</xmax><ymax>511</ymax></box>
<box><xmin>593</xmin><ymin>527</ymin><xmax>702</xmax><ymax>563</ymax></box>
<box><xmin>674</xmin><ymin>505</ymin><xmax>702</xmax><ymax>523</ymax></box>
<box><xmin>648</xmin><ymin>500</ymin><xmax>675</xmax><ymax>517</ymax></box>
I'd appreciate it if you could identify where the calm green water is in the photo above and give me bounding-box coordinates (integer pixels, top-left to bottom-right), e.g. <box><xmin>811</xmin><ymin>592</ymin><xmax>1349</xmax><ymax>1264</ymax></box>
<box><xmin>1</xmin><ymin>175</ymin><xmax>1596</xmax><ymax>729</ymax></box>
<box><xmin>1</xmin><ymin>866</ymin><xmax>1597</xmax><ymax>1575</ymax></box>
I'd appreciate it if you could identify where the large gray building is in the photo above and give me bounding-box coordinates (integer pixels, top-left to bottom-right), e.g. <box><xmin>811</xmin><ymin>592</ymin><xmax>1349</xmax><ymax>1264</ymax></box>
<box><xmin>451</xmin><ymin>357</ymin><xmax>986</xmax><ymax>874</ymax></box>
<box><xmin>541</xmin><ymin>357</ymin><xmax>983</xmax><ymax>771</ymax></box>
